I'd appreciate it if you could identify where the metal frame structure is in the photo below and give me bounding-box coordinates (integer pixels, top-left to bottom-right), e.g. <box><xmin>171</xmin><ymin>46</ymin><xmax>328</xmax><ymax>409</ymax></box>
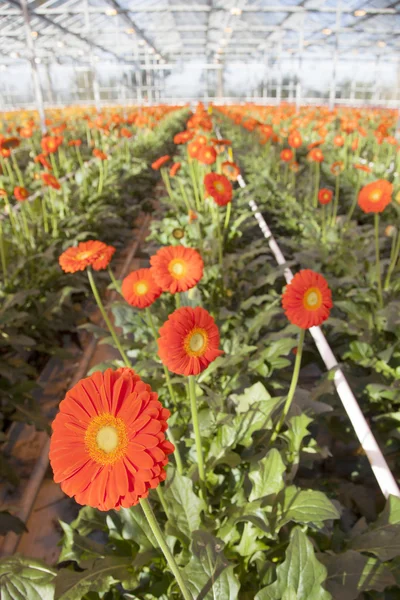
<box><xmin>0</xmin><ymin>0</ymin><xmax>399</xmax><ymax>112</ymax></box>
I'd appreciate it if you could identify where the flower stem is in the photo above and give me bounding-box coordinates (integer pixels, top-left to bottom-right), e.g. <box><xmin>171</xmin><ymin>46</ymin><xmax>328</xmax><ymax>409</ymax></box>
<box><xmin>331</xmin><ymin>174</ymin><xmax>340</xmax><ymax>226</ymax></box>
<box><xmin>156</xmin><ymin>486</ymin><xmax>171</xmax><ymax>521</ymax></box>
<box><xmin>346</xmin><ymin>173</ymin><xmax>360</xmax><ymax>223</ymax></box>
<box><xmin>97</xmin><ymin>161</ymin><xmax>104</xmax><ymax>195</ymax></box>
<box><xmin>87</xmin><ymin>267</ymin><xmax>131</xmax><ymax>367</ymax></box>
<box><xmin>0</xmin><ymin>220</ymin><xmax>7</xmax><ymax>285</ymax></box>
<box><xmin>188</xmin><ymin>375</ymin><xmax>205</xmax><ymax>483</ymax></box>
<box><xmin>270</xmin><ymin>328</ymin><xmax>306</xmax><ymax>443</ymax></box>
<box><xmin>175</xmin><ymin>293</ymin><xmax>181</xmax><ymax>309</ymax></box>
<box><xmin>374</xmin><ymin>213</ymin><xmax>383</xmax><ymax>308</ymax></box>
<box><xmin>224</xmin><ymin>201</ymin><xmax>232</xmax><ymax>231</ymax></box>
<box><xmin>108</xmin><ymin>266</ymin><xmax>121</xmax><ymax>294</ymax></box>
<box><xmin>384</xmin><ymin>230</ymin><xmax>400</xmax><ymax>291</ymax></box>
<box><xmin>313</xmin><ymin>163</ymin><xmax>320</xmax><ymax>208</ymax></box>
<box><xmin>140</xmin><ymin>498</ymin><xmax>192</xmax><ymax>600</ymax></box>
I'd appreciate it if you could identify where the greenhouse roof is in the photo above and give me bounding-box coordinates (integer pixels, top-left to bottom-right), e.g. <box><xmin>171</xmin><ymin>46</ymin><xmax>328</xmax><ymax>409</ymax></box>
<box><xmin>0</xmin><ymin>0</ymin><xmax>399</xmax><ymax>69</ymax></box>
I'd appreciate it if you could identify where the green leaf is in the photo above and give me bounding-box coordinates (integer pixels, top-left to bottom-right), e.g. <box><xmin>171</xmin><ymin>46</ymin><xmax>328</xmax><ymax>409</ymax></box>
<box><xmin>55</xmin><ymin>556</ymin><xmax>137</xmax><ymax>600</ymax></box>
<box><xmin>231</xmin><ymin>381</ymin><xmax>271</xmax><ymax>414</ymax></box>
<box><xmin>0</xmin><ymin>554</ymin><xmax>56</xmax><ymax>600</ymax></box>
<box><xmin>276</xmin><ymin>486</ymin><xmax>340</xmax><ymax>531</ymax></box>
<box><xmin>183</xmin><ymin>531</ymin><xmax>240</xmax><ymax>600</ymax></box>
<box><xmin>318</xmin><ymin>550</ymin><xmax>396</xmax><ymax>600</ymax></box>
<box><xmin>109</xmin><ymin>506</ymin><xmax>158</xmax><ymax>552</ymax></box>
<box><xmin>249</xmin><ymin>449</ymin><xmax>286</xmax><ymax>501</ymax></box>
<box><xmin>350</xmin><ymin>494</ymin><xmax>400</xmax><ymax>561</ymax></box>
<box><xmin>282</xmin><ymin>414</ymin><xmax>313</xmax><ymax>458</ymax></box>
<box><xmin>255</xmin><ymin>527</ymin><xmax>331</xmax><ymax>600</ymax></box>
<box><xmin>164</xmin><ymin>470</ymin><xmax>205</xmax><ymax>542</ymax></box>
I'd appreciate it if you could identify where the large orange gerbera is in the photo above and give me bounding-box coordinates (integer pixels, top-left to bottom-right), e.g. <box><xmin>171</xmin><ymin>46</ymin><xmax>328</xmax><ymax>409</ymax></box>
<box><xmin>318</xmin><ymin>188</ymin><xmax>333</xmax><ymax>205</ymax></box>
<box><xmin>14</xmin><ymin>186</ymin><xmax>29</xmax><ymax>202</ymax></box>
<box><xmin>151</xmin><ymin>155</ymin><xmax>170</xmax><ymax>170</ymax></box>
<box><xmin>41</xmin><ymin>135</ymin><xmax>63</xmax><ymax>154</ymax></box>
<box><xmin>358</xmin><ymin>179</ymin><xmax>393</xmax><ymax>213</ymax></box>
<box><xmin>204</xmin><ymin>173</ymin><xmax>232</xmax><ymax>206</ymax></box>
<box><xmin>308</xmin><ymin>148</ymin><xmax>324</xmax><ymax>163</ymax></box>
<box><xmin>158</xmin><ymin>307</ymin><xmax>223</xmax><ymax>376</ymax></box>
<box><xmin>282</xmin><ymin>270</ymin><xmax>333</xmax><ymax>329</ymax></box>
<box><xmin>49</xmin><ymin>368</ymin><xmax>174</xmax><ymax>511</ymax></box>
<box><xmin>59</xmin><ymin>240</ymin><xmax>109</xmax><ymax>273</ymax></box>
<box><xmin>280</xmin><ymin>149</ymin><xmax>293</xmax><ymax>163</ymax></box>
<box><xmin>150</xmin><ymin>246</ymin><xmax>203</xmax><ymax>294</ymax></box>
<box><xmin>122</xmin><ymin>268</ymin><xmax>162</xmax><ymax>309</ymax></box>
<box><xmin>288</xmin><ymin>131</ymin><xmax>302</xmax><ymax>148</ymax></box>
<box><xmin>197</xmin><ymin>145</ymin><xmax>217</xmax><ymax>165</ymax></box>
<box><xmin>41</xmin><ymin>172</ymin><xmax>61</xmax><ymax>190</ymax></box>
<box><xmin>221</xmin><ymin>161</ymin><xmax>240</xmax><ymax>181</ymax></box>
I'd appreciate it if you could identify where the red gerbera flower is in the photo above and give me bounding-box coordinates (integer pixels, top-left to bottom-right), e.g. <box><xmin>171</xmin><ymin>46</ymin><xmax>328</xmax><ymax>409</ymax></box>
<box><xmin>151</xmin><ymin>155</ymin><xmax>170</xmax><ymax>170</ymax></box>
<box><xmin>358</xmin><ymin>179</ymin><xmax>393</xmax><ymax>214</ymax></box>
<box><xmin>92</xmin><ymin>245</ymin><xmax>116</xmax><ymax>271</ymax></box>
<box><xmin>204</xmin><ymin>173</ymin><xmax>232</xmax><ymax>206</ymax></box>
<box><xmin>158</xmin><ymin>307</ymin><xmax>223</xmax><ymax>376</ymax></box>
<box><xmin>150</xmin><ymin>246</ymin><xmax>203</xmax><ymax>294</ymax></box>
<box><xmin>49</xmin><ymin>368</ymin><xmax>174</xmax><ymax>511</ymax></box>
<box><xmin>174</xmin><ymin>130</ymin><xmax>194</xmax><ymax>145</ymax></box>
<box><xmin>59</xmin><ymin>240</ymin><xmax>109</xmax><ymax>273</ymax></box>
<box><xmin>41</xmin><ymin>135</ymin><xmax>63</xmax><ymax>154</ymax></box>
<box><xmin>14</xmin><ymin>186</ymin><xmax>29</xmax><ymax>202</ymax></box>
<box><xmin>318</xmin><ymin>188</ymin><xmax>333</xmax><ymax>205</ymax></box>
<box><xmin>122</xmin><ymin>268</ymin><xmax>162</xmax><ymax>309</ymax></box>
<box><xmin>282</xmin><ymin>270</ymin><xmax>333</xmax><ymax>329</ymax></box>
<box><xmin>34</xmin><ymin>153</ymin><xmax>52</xmax><ymax>170</ymax></box>
<box><xmin>41</xmin><ymin>172</ymin><xmax>61</xmax><ymax>190</ymax></box>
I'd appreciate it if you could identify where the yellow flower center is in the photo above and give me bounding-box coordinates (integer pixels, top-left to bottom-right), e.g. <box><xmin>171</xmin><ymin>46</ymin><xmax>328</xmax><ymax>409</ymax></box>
<box><xmin>184</xmin><ymin>327</ymin><xmax>208</xmax><ymax>357</ymax></box>
<box><xmin>214</xmin><ymin>181</ymin><xmax>225</xmax><ymax>193</ymax></box>
<box><xmin>76</xmin><ymin>250</ymin><xmax>95</xmax><ymax>261</ymax></box>
<box><xmin>135</xmin><ymin>280</ymin><xmax>149</xmax><ymax>296</ymax></box>
<box><xmin>369</xmin><ymin>189</ymin><xmax>382</xmax><ymax>202</ymax></box>
<box><xmin>303</xmin><ymin>287</ymin><xmax>323</xmax><ymax>311</ymax></box>
<box><xmin>85</xmin><ymin>413</ymin><xmax>128</xmax><ymax>465</ymax></box>
<box><xmin>168</xmin><ymin>258</ymin><xmax>187</xmax><ymax>279</ymax></box>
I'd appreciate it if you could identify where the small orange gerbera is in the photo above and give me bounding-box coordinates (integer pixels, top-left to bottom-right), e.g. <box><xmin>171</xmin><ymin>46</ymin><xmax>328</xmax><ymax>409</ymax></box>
<box><xmin>354</xmin><ymin>163</ymin><xmax>372</xmax><ymax>173</ymax></box>
<box><xmin>41</xmin><ymin>172</ymin><xmax>61</xmax><ymax>190</ymax></box>
<box><xmin>158</xmin><ymin>307</ymin><xmax>223</xmax><ymax>376</ymax></box>
<box><xmin>169</xmin><ymin>162</ymin><xmax>181</xmax><ymax>177</ymax></box>
<box><xmin>59</xmin><ymin>240</ymin><xmax>109</xmax><ymax>273</ymax></box>
<box><xmin>358</xmin><ymin>179</ymin><xmax>393</xmax><ymax>214</ymax></box>
<box><xmin>221</xmin><ymin>161</ymin><xmax>240</xmax><ymax>181</ymax></box>
<box><xmin>204</xmin><ymin>173</ymin><xmax>232</xmax><ymax>206</ymax></box>
<box><xmin>41</xmin><ymin>135</ymin><xmax>63</xmax><ymax>154</ymax></box>
<box><xmin>151</xmin><ymin>155</ymin><xmax>170</xmax><ymax>170</ymax></box>
<box><xmin>174</xmin><ymin>130</ymin><xmax>194</xmax><ymax>144</ymax></box>
<box><xmin>14</xmin><ymin>186</ymin><xmax>29</xmax><ymax>202</ymax></box>
<box><xmin>93</xmin><ymin>148</ymin><xmax>108</xmax><ymax>161</ymax></box>
<box><xmin>92</xmin><ymin>244</ymin><xmax>116</xmax><ymax>271</ymax></box>
<box><xmin>288</xmin><ymin>131</ymin><xmax>302</xmax><ymax>149</ymax></box>
<box><xmin>150</xmin><ymin>246</ymin><xmax>203</xmax><ymax>294</ymax></box>
<box><xmin>35</xmin><ymin>153</ymin><xmax>52</xmax><ymax>170</ymax></box>
<box><xmin>49</xmin><ymin>368</ymin><xmax>174</xmax><ymax>511</ymax></box>
<box><xmin>282</xmin><ymin>270</ymin><xmax>333</xmax><ymax>329</ymax></box>
<box><xmin>280</xmin><ymin>149</ymin><xmax>293</xmax><ymax>163</ymax></box>
<box><xmin>333</xmin><ymin>135</ymin><xmax>345</xmax><ymax>147</ymax></box>
<box><xmin>188</xmin><ymin>141</ymin><xmax>201</xmax><ymax>159</ymax></box>
<box><xmin>68</xmin><ymin>139</ymin><xmax>82</xmax><ymax>147</ymax></box>
<box><xmin>318</xmin><ymin>188</ymin><xmax>333</xmax><ymax>205</ymax></box>
<box><xmin>197</xmin><ymin>145</ymin><xmax>217</xmax><ymax>165</ymax></box>
<box><xmin>121</xmin><ymin>268</ymin><xmax>162</xmax><ymax>309</ymax></box>
<box><xmin>330</xmin><ymin>161</ymin><xmax>344</xmax><ymax>176</ymax></box>
<box><xmin>308</xmin><ymin>148</ymin><xmax>324</xmax><ymax>163</ymax></box>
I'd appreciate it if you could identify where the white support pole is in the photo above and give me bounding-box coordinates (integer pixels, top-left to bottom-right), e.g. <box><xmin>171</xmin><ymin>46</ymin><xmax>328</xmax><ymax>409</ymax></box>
<box><xmin>84</xmin><ymin>0</ymin><xmax>100</xmax><ymax>111</ymax></box>
<box><xmin>19</xmin><ymin>0</ymin><xmax>46</xmax><ymax>133</ymax></box>
<box><xmin>329</xmin><ymin>0</ymin><xmax>342</xmax><ymax>110</ymax></box>
<box><xmin>295</xmin><ymin>15</ymin><xmax>304</xmax><ymax>111</ymax></box>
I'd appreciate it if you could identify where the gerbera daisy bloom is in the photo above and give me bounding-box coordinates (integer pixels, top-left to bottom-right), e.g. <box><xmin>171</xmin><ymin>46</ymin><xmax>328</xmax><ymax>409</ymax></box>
<box><xmin>0</xmin><ymin>189</ymin><xmax>7</xmax><ymax>197</ymax></box>
<box><xmin>354</xmin><ymin>163</ymin><xmax>372</xmax><ymax>173</ymax></box>
<box><xmin>41</xmin><ymin>172</ymin><xmax>61</xmax><ymax>190</ymax></box>
<box><xmin>204</xmin><ymin>173</ymin><xmax>232</xmax><ymax>206</ymax></box>
<box><xmin>14</xmin><ymin>186</ymin><xmax>29</xmax><ymax>202</ymax></box>
<box><xmin>307</xmin><ymin>140</ymin><xmax>324</xmax><ymax>150</ymax></box>
<box><xmin>0</xmin><ymin>137</ymin><xmax>20</xmax><ymax>150</ymax></box>
<box><xmin>151</xmin><ymin>155</ymin><xmax>170</xmax><ymax>170</ymax></box>
<box><xmin>197</xmin><ymin>145</ymin><xmax>217</xmax><ymax>165</ymax></box>
<box><xmin>307</xmin><ymin>148</ymin><xmax>324</xmax><ymax>163</ymax></box>
<box><xmin>194</xmin><ymin>135</ymin><xmax>208</xmax><ymax>146</ymax></box>
<box><xmin>330</xmin><ymin>161</ymin><xmax>344</xmax><ymax>176</ymax></box>
<box><xmin>282</xmin><ymin>270</ymin><xmax>333</xmax><ymax>329</ymax></box>
<box><xmin>93</xmin><ymin>148</ymin><xmax>108</xmax><ymax>161</ymax></box>
<box><xmin>1</xmin><ymin>148</ymin><xmax>11</xmax><ymax>158</ymax></box>
<box><xmin>221</xmin><ymin>161</ymin><xmax>240</xmax><ymax>181</ymax></box>
<box><xmin>351</xmin><ymin>138</ymin><xmax>359</xmax><ymax>151</ymax></box>
<box><xmin>121</xmin><ymin>268</ymin><xmax>162</xmax><ymax>309</ymax></box>
<box><xmin>19</xmin><ymin>127</ymin><xmax>33</xmax><ymax>139</ymax></box>
<box><xmin>318</xmin><ymin>188</ymin><xmax>333</xmax><ymax>205</ymax></box>
<box><xmin>174</xmin><ymin>130</ymin><xmax>194</xmax><ymax>144</ymax></box>
<box><xmin>288</xmin><ymin>131</ymin><xmax>302</xmax><ymax>148</ymax></box>
<box><xmin>59</xmin><ymin>240</ymin><xmax>108</xmax><ymax>273</ymax></box>
<box><xmin>49</xmin><ymin>368</ymin><xmax>174</xmax><ymax>511</ymax></box>
<box><xmin>68</xmin><ymin>139</ymin><xmax>82</xmax><ymax>147</ymax></box>
<box><xmin>150</xmin><ymin>245</ymin><xmax>203</xmax><ymax>294</ymax></box>
<box><xmin>358</xmin><ymin>179</ymin><xmax>393</xmax><ymax>214</ymax></box>
<box><xmin>120</xmin><ymin>128</ymin><xmax>132</xmax><ymax>138</ymax></box>
<box><xmin>34</xmin><ymin>153</ymin><xmax>52</xmax><ymax>170</ymax></box>
<box><xmin>333</xmin><ymin>135</ymin><xmax>345</xmax><ymax>147</ymax></box>
<box><xmin>280</xmin><ymin>149</ymin><xmax>293</xmax><ymax>163</ymax></box>
<box><xmin>169</xmin><ymin>162</ymin><xmax>181</xmax><ymax>177</ymax></box>
<box><xmin>41</xmin><ymin>135</ymin><xmax>63</xmax><ymax>154</ymax></box>
<box><xmin>188</xmin><ymin>141</ymin><xmax>201</xmax><ymax>159</ymax></box>
<box><xmin>158</xmin><ymin>307</ymin><xmax>223</xmax><ymax>376</ymax></box>
<box><xmin>92</xmin><ymin>245</ymin><xmax>116</xmax><ymax>271</ymax></box>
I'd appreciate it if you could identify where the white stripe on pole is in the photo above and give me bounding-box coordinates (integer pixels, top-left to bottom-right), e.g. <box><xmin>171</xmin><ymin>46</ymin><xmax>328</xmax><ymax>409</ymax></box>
<box><xmin>236</xmin><ymin>176</ymin><xmax>399</xmax><ymax>499</ymax></box>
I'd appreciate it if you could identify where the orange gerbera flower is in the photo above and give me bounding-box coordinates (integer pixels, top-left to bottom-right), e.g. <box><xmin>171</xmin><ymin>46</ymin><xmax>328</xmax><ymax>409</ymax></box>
<box><xmin>169</xmin><ymin>162</ymin><xmax>181</xmax><ymax>177</ymax></box>
<box><xmin>121</xmin><ymin>268</ymin><xmax>162</xmax><ymax>309</ymax></box>
<box><xmin>330</xmin><ymin>161</ymin><xmax>344</xmax><ymax>176</ymax></box>
<box><xmin>358</xmin><ymin>179</ymin><xmax>393</xmax><ymax>214</ymax></box>
<box><xmin>35</xmin><ymin>153</ymin><xmax>52</xmax><ymax>170</ymax></box>
<box><xmin>41</xmin><ymin>172</ymin><xmax>61</xmax><ymax>190</ymax></box>
<box><xmin>14</xmin><ymin>186</ymin><xmax>29</xmax><ymax>202</ymax></box>
<box><xmin>280</xmin><ymin>149</ymin><xmax>293</xmax><ymax>163</ymax></box>
<box><xmin>158</xmin><ymin>307</ymin><xmax>223</xmax><ymax>376</ymax></box>
<box><xmin>354</xmin><ymin>163</ymin><xmax>372</xmax><ymax>173</ymax></box>
<box><xmin>41</xmin><ymin>135</ymin><xmax>63</xmax><ymax>154</ymax></box>
<box><xmin>150</xmin><ymin>246</ymin><xmax>203</xmax><ymax>294</ymax></box>
<box><xmin>174</xmin><ymin>130</ymin><xmax>194</xmax><ymax>144</ymax></box>
<box><xmin>282</xmin><ymin>270</ymin><xmax>333</xmax><ymax>329</ymax></box>
<box><xmin>188</xmin><ymin>141</ymin><xmax>201</xmax><ymax>159</ymax></box>
<box><xmin>93</xmin><ymin>148</ymin><xmax>108</xmax><ymax>161</ymax></box>
<box><xmin>49</xmin><ymin>368</ymin><xmax>174</xmax><ymax>511</ymax></box>
<box><xmin>59</xmin><ymin>240</ymin><xmax>109</xmax><ymax>273</ymax></box>
<box><xmin>151</xmin><ymin>155</ymin><xmax>170</xmax><ymax>170</ymax></box>
<box><xmin>308</xmin><ymin>148</ymin><xmax>324</xmax><ymax>163</ymax></box>
<box><xmin>318</xmin><ymin>188</ymin><xmax>333</xmax><ymax>205</ymax></box>
<box><xmin>0</xmin><ymin>137</ymin><xmax>20</xmax><ymax>150</ymax></box>
<box><xmin>221</xmin><ymin>161</ymin><xmax>240</xmax><ymax>181</ymax></box>
<box><xmin>197</xmin><ymin>145</ymin><xmax>217</xmax><ymax>165</ymax></box>
<box><xmin>288</xmin><ymin>131</ymin><xmax>302</xmax><ymax>148</ymax></box>
<box><xmin>92</xmin><ymin>244</ymin><xmax>116</xmax><ymax>271</ymax></box>
<box><xmin>68</xmin><ymin>139</ymin><xmax>82</xmax><ymax>147</ymax></box>
<box><xmin>333</xmin><ymin>135</ymin><xmax>345</xmax><ymax>147</ymax></box>
<box><xmin>204</xmin><ymin>173</ymin><xmax>232</xmax><ymax>206</ymax></box>
<box><xmin>120</xmin><ymin>128</ymin><xmax>132</xmax><ymax>138</ymax></box>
